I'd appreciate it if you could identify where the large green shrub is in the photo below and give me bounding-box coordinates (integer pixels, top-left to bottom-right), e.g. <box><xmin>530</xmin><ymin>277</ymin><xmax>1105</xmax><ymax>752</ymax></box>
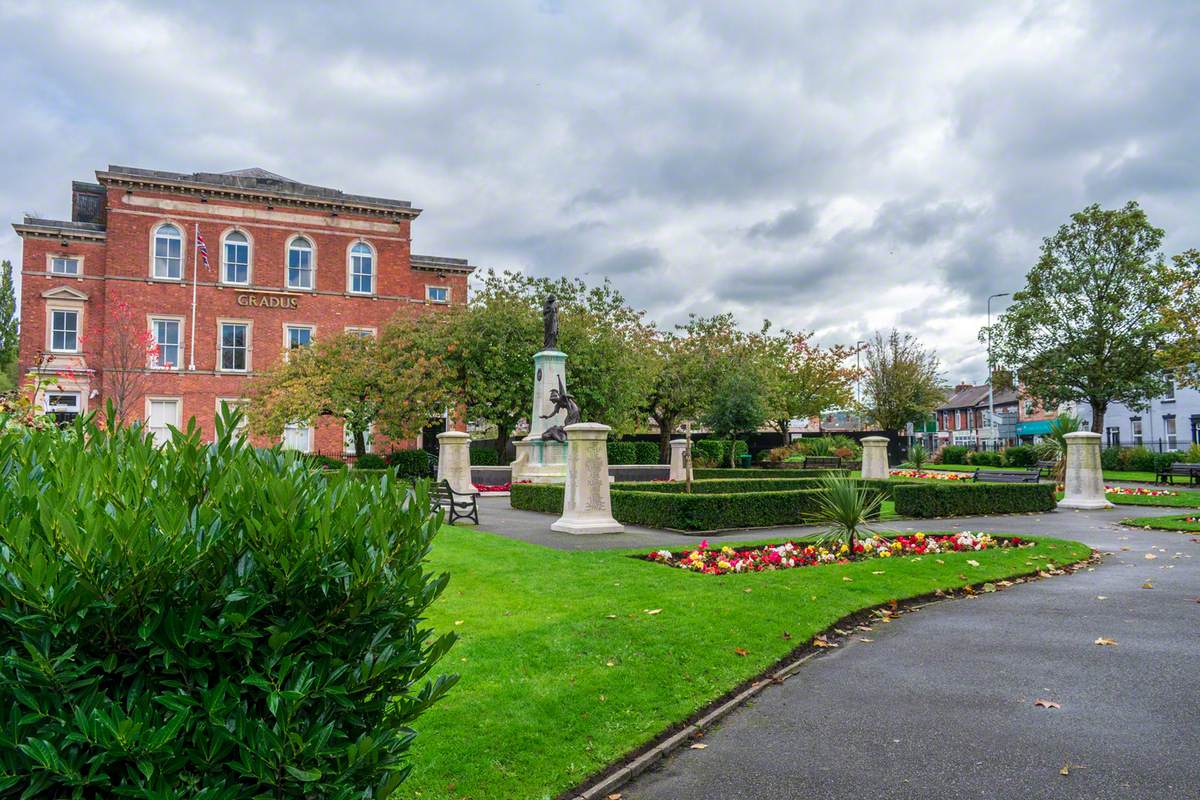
<box><xmin>938</xmin><ymin>445</ymin><xmax>968</xmax><ymax>465</ymax></box>
<box><xmin>892</xmin><ymin>482</ymin><xmax>1056</xmax><ymax>517</ymax></box>
<box><xmin>692</xmin><ymin>467</ymin><xmax>845</xmax><ymax>480</ymax></box>
<box><xmin>606</xmin><ymin>441</ymin><xmax>637</xmax><ymax>465</ymax></box>
<box><xmin>469</xmin><ymin>447</ymin><xmax>499</xmax><ymax>466</ymax></box>
<box><xmin>633</xmin><ymin>441</ymin><xmax>660</xmax><ymax>465</ymax></box>
<box><xmin>691</xmin><ymin>439</ymin><xmax>725</xmax><ymax>465</ymax></box>
<box><xmin>1002</xmin><ymin>445</ymin><xmax>1037</xmax><ymax>467</ymax></box>
<box><xmin>305</xmin><ymin>453</ymin><xmax>347</xmax><ymax>470</ymax></box>
<box><xmin>1122</xmin><ymin>446</ymin><xmax>1156</xmax><ymax>472</ymax></box>
<box><xmin>967</xmin><ymin>450</ymin><xmax>1003</xmax><ymax>467</ymax></box>
<box><xmin>0</xmin><ymin>408</ymin><xmax>456</xmax><ymax>798</ymax></box>
<box><xmin>1153</xmin><ymin>450</ymin><xmax>1183</xmax><ymax>472</ymax></box>
<box><xmin>354</xmin><ymin>452</ymin><xmax>388</xmax><ymax>469</ymax></box>
<box><xmin>1100</xmin><ymin>446</ymin><xmax>1121</xmax><ymax>471</ymax></box>
<box><xmin>389</xmin><ymin>448</ymin><xmax>435</xmax><ymax>479</ymax></box>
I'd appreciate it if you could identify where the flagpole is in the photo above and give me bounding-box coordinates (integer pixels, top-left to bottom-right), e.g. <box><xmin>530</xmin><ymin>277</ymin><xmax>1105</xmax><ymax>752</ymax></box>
<box><xmin>188</xmin><ymin>223</ymin><xmax>199</xmax><ymax>371</ymax></box>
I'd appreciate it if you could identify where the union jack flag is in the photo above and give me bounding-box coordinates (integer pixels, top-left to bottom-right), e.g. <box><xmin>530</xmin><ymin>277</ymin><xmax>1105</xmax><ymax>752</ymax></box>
<box><xmin>196</xmin><ymin>229</ymin><xmax>210</xmax><ymax>269</ymax></box>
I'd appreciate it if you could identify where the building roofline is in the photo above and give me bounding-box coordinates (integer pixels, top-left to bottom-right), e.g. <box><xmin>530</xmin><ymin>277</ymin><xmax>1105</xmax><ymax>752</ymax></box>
<box><xmin>13</xmin><ymin>217</ymin><xmax>107</xmax><ymax>241</ymax></box>
<box><xmin>96</xmin><ymin>165</ymin><xmax>422</xmax><ymax>220</ymax></box>
<box><xmin>410</xmin><ymin>254</ymin><xmax>475</xmax><ymax>274</ymax></box>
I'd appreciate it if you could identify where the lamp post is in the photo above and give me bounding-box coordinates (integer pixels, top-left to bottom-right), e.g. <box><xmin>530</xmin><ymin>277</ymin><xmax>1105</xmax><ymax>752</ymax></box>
<box><xmin>855</xmin><ymin>339</ymin><xmax>867</xmax><ymax>431</ymax></box>
<box><xmin>987</xmin><ymin>293</ymin><xmax>1011</xmax><ymax>450</ymax></box>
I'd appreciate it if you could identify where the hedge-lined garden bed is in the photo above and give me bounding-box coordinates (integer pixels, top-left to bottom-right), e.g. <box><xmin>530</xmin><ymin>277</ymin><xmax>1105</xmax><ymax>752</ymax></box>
<box><xmin>692</xmin><ymin>467</ymin><xmax>844</xmax><ymax>480</ymax></box>
<box><xmin>893</xmin><ymin>482</ymin><xmax>1056</xmax><ymax>517</ymax></box>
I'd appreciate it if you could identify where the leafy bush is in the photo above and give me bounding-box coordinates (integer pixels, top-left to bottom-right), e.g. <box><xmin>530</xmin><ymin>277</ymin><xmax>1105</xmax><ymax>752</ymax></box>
<box><xmin>512</xmin><ymin>480</ymin><xmax>885</xmax><ymax>531</ymax></box>
<box><xmin>606</xmin><ymin>441</ymin><xmax>637</xmax><ymax>465</ymax></box>
<box><xmin>1100</xmin><ymin>446</ymin><xmax>1121</xmax><ymax>471</ymax></box>
<box><xmin>908</xmin><ymin>443</ymin><xmax>928</xmax><ymax>470</ymax></box>
<box><xmin>692</xmin><ymin>439</ymin><xmax>725</xmax><ymax>466</ymax></box>
<box><xmin>470</xmin><ymin>447</ymin><xmax>500</xmax><ymax>466</ymax></box>
<box><xmin>0</xmin><ymin>408</ymin><xmax>456</xmax><ymax>798</ymax></box>
<box><xmin>633</xmin><ymin>441</ymin><xmax>660</xmax><ymax>465</ymax></box>
<box><xmin>1122</xmin><ymin>446</ymin><xmax>1156</xmax><ymax>472</ymax></box>
<box><xmin>893</xmin><ymin>482</ymin><xmax>1056</xmax><ymax>517</ymax></box>
<box><xmin>938</xmin><ymin>445</ymin><xmax>968</xmax><ymax>465</ymax></box>
<box><xmin>1002</xmin><ymin>445</ymin><xmax>1037</xmax><ymax>467</ymax></box>
<box><xmin>693</xmin><ymin>467</ymin><xmax>845</xmax><ymax>480</ymax></box>
<box><xmin>354</xmin><ymin>452</ymin><xmax>388</xmax><ymax>469</ymax></box>
<box><xmin>305</xmin><ymin>452</ymin><xmax>347</xmax><ymax>470</ymax></box>
<box><xmin>967</xmin><ymin>450</ymin><xmax>1003</xmax><ymax>467</ymax></box>
<box><xmin>616</xmin><ymin>478</ymin><xmax>825</xmax><ymax>494</ymax></box>
<box><xmin>389</xmin><ymin>448</ymin><xmax>435</xmax><ymax>479</ymax></box>
<box><xmin>1153</xmin><ymin>450</ymin><xmax>1183</xmax><ymax>472</ymax></box>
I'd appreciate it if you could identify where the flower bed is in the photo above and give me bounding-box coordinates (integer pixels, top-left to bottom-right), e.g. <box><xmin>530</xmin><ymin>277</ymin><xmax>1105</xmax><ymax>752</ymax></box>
<box><xmin>473</xmin><ymin>482</ymin><xmax>511</xmax><ymax>492</ymax></box>
<box><xmin>890</xmin><ymin>469</ymin><xmax>972</xmax><ymax>481</ymax></box>
<box><xmin>645</xmin><ymin>532</ymin><xmax>1023</xmax><ymax>575</ymax></box>
<box><xmin>1105</xmin><ymin>486</ymin><xmax>1177</xmax><ymax>497</ymax></box>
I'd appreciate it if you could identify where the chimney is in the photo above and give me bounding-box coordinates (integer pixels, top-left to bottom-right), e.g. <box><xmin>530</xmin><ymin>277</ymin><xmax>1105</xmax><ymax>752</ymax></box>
<box><xmin>954</xmin><ymin>381</ymin><xmax>973</xmax><ymax>394</ymax></box>
<box><xmin>71</xmin><ymin>181</ymin><xmax>106</xmax><ymax>226</ymax></box>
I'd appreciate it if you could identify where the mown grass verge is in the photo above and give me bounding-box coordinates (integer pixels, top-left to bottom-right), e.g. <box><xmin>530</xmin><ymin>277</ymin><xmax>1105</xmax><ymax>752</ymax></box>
<box><xmin>1119</xmin><ymin>513</ymin><xmax>1200</xmax><ymax>531</ymax></box>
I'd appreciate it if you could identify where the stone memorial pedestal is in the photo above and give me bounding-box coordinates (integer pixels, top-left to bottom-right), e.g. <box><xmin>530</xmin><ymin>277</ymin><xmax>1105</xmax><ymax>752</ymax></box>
<box><xmin>552</xmin><ymin>423</ymin><xmax>624</xmax><ymax>535</ymax></box>
<box><xmin>510</xmin><ymin>349</ymin><xmax>569</xmax><ymax>484</ymax></box>
<box><xmin>1057</xmin><ymin>431</ymin><xmax>1111</xmax><ymax>509</ymax></box>
<box><xmin>860</xmin><ymin>436</ymin><xmax>890</xmax><ymax>480</ymax></box>
<box><xmin>436</xmin><ymin>431</ymin><xmax>473</xmax><ymax>495</ymax></box>
<box><xmin>669</xmin><ymin>439</ymin><xmax>693</xmax><ymax>482</ymax></box>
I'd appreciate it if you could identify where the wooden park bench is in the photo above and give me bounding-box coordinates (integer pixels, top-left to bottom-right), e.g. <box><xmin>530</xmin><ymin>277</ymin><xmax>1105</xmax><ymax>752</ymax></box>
<box><xmin>1035</xmin><ymin>459</ymin><xmax>1057</xmax><ymax>479</ymax></box>
<box><xmin>431</xmin><ymin>479</ymin><xmax>480</xmax><ymax>525</ymax></box>
<box><xmin>974</xmin><ymin>468</ymin><xmax>1041</xmax><ymax>484</ymax></box>
<box><xmin>804</xmin><ymin>456</ymin><xmax>842</xmax><ymax>469</ymax></box>
<box><xmin>1155</xmin><ymin>462</ymin><xmax>1200</xmax><ymax>486</ymax></box>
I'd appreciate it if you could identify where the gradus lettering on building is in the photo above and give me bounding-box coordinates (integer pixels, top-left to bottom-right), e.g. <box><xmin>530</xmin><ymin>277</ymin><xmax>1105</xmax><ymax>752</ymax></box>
<box><xmin>237</xmin><ymin>292</ymin><xmax>299</xmax><ymax>309</ymax></box>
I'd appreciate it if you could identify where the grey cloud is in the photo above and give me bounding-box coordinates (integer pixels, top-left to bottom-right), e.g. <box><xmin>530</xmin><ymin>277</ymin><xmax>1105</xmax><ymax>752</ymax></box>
<box><xmin>747</xmin><ymin>205</ymin><xmax>817</xmax><ymax>240</ymax></box>
<box><xmin>591</xmin><ymin>245</ymin><xmax>663</xmax><ymax>276</ymax></box>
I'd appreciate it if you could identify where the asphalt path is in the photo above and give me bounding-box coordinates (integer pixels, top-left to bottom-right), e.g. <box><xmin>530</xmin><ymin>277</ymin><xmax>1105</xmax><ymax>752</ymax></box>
<box><xmin>618</xmin><ymin>506</ymin><xmax>1200</xmax><ymax>800</ymax></box>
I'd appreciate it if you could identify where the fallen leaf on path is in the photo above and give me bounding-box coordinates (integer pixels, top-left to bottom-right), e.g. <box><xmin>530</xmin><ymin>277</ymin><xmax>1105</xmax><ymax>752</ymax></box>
<box><xmin>744</xmin><ymin>588</ymin><xmax>752</xmax><ymax>593</ymax></box>
<box><xmin>1144</xmin><ymin>554</ymin><xmax>1158</xmax><ymax>560</ymax></box>
<box><xmin>734</xmin><ymin>647</ymin><xmax>748</xmax><ymax>656</ymax></box>
<box><xmin>872</xmin><ymin>570</ymin><xmax>885</xmax><ymax>575</ymax></box>
<box><xmin>859</xmin><ymin>637</ymin><xmax>873</xmax><ymax>643</ymax></box>
<box><xmin>1094</xmin><ymin>637</ymin><xmax>1118</xmax><ymax>646</ymax></box>
<box><xmin>644</xmin><ymin>608</ymin><xmax>662</xmax><ymax>615</ymax></box>
<box><xmin>454</xmin><ymin>620</ymin><xmax>464</xmax><ymax>625</ymax></box>
<box><xmin>1034</xmin><ymin>699</ymin><xmax>1062</xmax><ymax>709</ymax></box>
<box><xmin>812</xmin><ymin>635</ymin><xmax>836</xmax><ymax>648</ymax></box>
<box><xmin>842</xmin><ymin>576</ymin><xmax>852</xmax><ymax>582</ymax></box>
<box><xmin>983</xmin><ymin>583</ymin><xmax>997</xmax><ymax>593</ymax></box>
<box><xmin>1060</xmin><ymin>761</ymin><xmax>1070</xmax><ymax>776</ymax></box>
<box><xmin>689</xmin><ymin>743</ymin><xmax>707</xmax><ymax>750</ymax></box>
<box><xmin>1142</xmin><ymin>581</ymin><xmax>1154</xmax><ymax>589</ymax></box>
<box><xmin>606</xmin><ymin>614</ymin><xmax>617</xmax><ymax>619</ymax></box>
<box><xmin>782</xmin><ymin>630</ymin><xmax>791</xmax><ymax>640</ymax></box>
<box><xmin>967</xmin><ymin>559</ymin><xmax>980</xmax><ymax>567</ymax></box>
<box><xmin>1096</xmin><ymin>596</ymin><xmax>1107</xmax><ymax>600</ymax></box>
<box><xmin>607</xmin><ymin>794</ymin><xmax>622</xmax><ymax>800</ymax></box>
<box><xmin>606</xmin><ymin>661</ymin><xmax>615</xmax><ymax>667</ymax></box>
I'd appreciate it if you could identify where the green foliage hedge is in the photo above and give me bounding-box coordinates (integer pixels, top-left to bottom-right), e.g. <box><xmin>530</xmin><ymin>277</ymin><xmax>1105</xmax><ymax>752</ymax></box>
<box><xmin>967</xmin><ymin>450</ymin><xmax>1003</xmax><ymax>467</ymax></box>
<box><xmin>305</xmin><ymin>453</ymin><xmax>346</xmax><ymax>470</ymax></box>
<box><xmin>693</xmin><ymin>467</ymin><xmax>845</xmax><ymax>480</ymax></box>
<box><xmin>354</xmin><ymin>452</ymin><xmax>388</xmax><ymax>469</ymax></box>
<box><xmin>893</xmin><ymin>482</ymin><xmax>1056</xmax><ymax>517</ymax></box>
<box><xmin>939</xmin><ymin>445</ymin><xmax>968</xmax><ymax>465</ymax></box>
<box><xmin>470</xmin><ymin>447</ymin><xmax>500</xmax><ymax>466</ymax></box>
<box><xmin>1002</xmin><ymin>445</ymin><xmax>1037</xmax><ymax>467</ymax></box>
<box><xmin>512</xmin><ymin>480</ymin><xmax>886</xmax><ymax>531</ymax></box>
<box><xmin>606</xmin><ymin>441</ymin><xmax>638</xmax><ymax>465</ymax></box>
<box><xmin>389</xmin><ymin>448</ymin><xmax>435</xmax><ymax>479</ymax></box>
<box><xmin>613</xmin><ymin>478</ymin><xmax>824</xmax><ymax>494</ymax></box>
<box><xmin>633</xmin><ymin>441</ymin><xmax>660</xmax><ymax>465</ymax></box>
<box><xmin>0</xmin><ymin>409</ymin><xmax>456</xmax><ymax>798</ymax></box>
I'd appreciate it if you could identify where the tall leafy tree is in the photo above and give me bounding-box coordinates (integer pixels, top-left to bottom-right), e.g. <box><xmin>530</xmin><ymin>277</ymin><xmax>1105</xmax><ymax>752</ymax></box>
<box><xmin>701</xmin><ymin>371</ymin><xmax>765</xmax><ymax>467</ymax></box>
<box><xmin>100</xmin><ymin>300</ymin><xmax>160</xmax><ymax>424</ymax></box>
<box><xmin>757</xmin><ymin>328</ymin><xmax>859</xmax><ymax>439</ymax></box>
<box><xmin>1160</xmin><ymin>248</ymin><xmax>1200</xmax><ymax>389</ymax></box>
<box><xmin>861</xmin><ymin>329</ymin><xmax>944</xmax><ymax>433</ymax></box>
<box><xmin>988</xmin><ymin>202</ymin><xmax>1174</xmax><ymax>433</ymax></box>
<box><xmin>0</xmin><ymin>260</ymin><xmax>18</xmax><ymax>391</ymax></box>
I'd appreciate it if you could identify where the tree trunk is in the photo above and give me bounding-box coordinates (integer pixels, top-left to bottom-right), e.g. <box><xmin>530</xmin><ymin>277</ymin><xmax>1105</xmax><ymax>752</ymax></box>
<box><xmin>775</xmin><ymin>419</ymin><xmax>789</xmax><ymax>442</ymax></box>
<box><xmin>656</xmin><ymin>414</ymin><xmax>674</xmax><ymax>465</ymax></box>
<box><xmin>729</xmin><ymin>440</ymin><xmax>737</xmax><ymax>468</ymax></box>
<box><xmin>495</xmin><ymin>425</ymin><xmax>511</xmax><ymax>463</ymax></box>
<box><xmin>354</xmin><ymin>427</ymin><xmax>367</xmax><ymax>459</ymax></box>
<box><xmin>1090</xmin><ymin>400</ymin><xmax>1106</xmax><ymax>437</ymax></box>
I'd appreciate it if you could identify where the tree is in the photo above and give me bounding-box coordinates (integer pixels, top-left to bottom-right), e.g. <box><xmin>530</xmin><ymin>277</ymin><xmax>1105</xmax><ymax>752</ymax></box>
<box><xmin>0</xmin><ymin>261</ymin><xmax>19</xmax><ymax>392</ymax></box>
<box><xmin>988</xmin><ymin>202</ymin><xmax>1174</xmax><ymax>434</ymax></box>
<box><xmin>861</xmin><ymin>329</ymin><xmax>944</xmax><ymax>433</ymax></box>
<box><xmin>1160</xmin><ymin>248</ymin><xmax>1200</xmax><ymax>389</ymax></box>
<box><xmin>101</xmin><ymin>300</ymin><xmax>160</xmax><ymax>424</ymax></box>
<box><xmin>757</xmin><ymin>329</ymin><xmax>859</xmax><ymax>440</ymax></box>
<box><xmin>701</xmin><ymin>372</ymin><xmax>765</xmax><ymax>467</ymax></box>
<box><xmin>249</xmin><ymin>327</ymin><xmax>446</xmax><ymax>454</ymax></box>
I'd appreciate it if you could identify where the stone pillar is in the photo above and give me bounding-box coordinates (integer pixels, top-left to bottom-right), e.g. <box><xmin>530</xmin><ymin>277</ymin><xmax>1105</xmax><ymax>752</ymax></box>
<box><xmin>551</xmin><ymin>423</ymin><xmax>625</xmax><ymax>535</ymax></box>
<box><xmin>669</xmin><ymin>439</ymin><xmax>693</xmax><ymax>482</ymax></box>
<box><xmin>860</xmin><ymin>436</ymin><xmax>890</xmax><ymax>480</ymax></box>
<box><xmin>436</xmin><ymin>431</ymin><xmax>474</xmax><ymax>495</ymax></box>
<box><xmin>1058</xmin><ymin>431</ymin><xmax>1111</xmax><ymax>509</ymax></box>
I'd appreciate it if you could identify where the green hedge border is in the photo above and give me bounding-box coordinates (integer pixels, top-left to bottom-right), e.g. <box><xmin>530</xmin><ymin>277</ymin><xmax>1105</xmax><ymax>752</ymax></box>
<box><xmin>893</xmin><ymin>482</ymin><xmax>1056</xmax><ymax>517</ymax></box>
<box><xmin>692</xmin><ymin>468</ymin><xmax>844</xmax><ymax>480</ymax></box>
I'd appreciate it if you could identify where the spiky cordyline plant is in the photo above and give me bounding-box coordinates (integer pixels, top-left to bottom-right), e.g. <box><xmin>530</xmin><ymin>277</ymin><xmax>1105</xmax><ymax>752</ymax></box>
<box><xmin>812</xmin><ymin>475</ymin><xmax>883</xmax><ymax>559</ymax></box>
<box><xmin>908</xmin><ymin>443</ymin><xmax>928</xmax><ymax>471</ymax></box>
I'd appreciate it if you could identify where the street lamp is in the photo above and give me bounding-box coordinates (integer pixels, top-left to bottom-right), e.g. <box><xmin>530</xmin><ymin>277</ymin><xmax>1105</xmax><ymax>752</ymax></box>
<box><xmin>987</xmin><ymin>293</ymin><xmax>1011</xmax><ymax>450</ymax></box>
<box><xmin>855</xmin><ymin>340</ymin><xmax>867</xmax><ymax>431</ymax></box>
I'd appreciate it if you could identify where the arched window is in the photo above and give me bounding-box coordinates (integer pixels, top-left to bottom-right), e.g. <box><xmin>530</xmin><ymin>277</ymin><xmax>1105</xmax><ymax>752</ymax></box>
<box><xmin>223</xmin><ymin>230</ymin><xmax>250</xmax><ymax>284</ymax></box>
<box><xmin>349</xmin><ymin>241</ymin><xmax>374</xmax><ymax>294</ymax></box>
<box><xmin>153</xmin><ymin>223</ymin><xmax>183</xmax><ymax>279</ymax></box>
<box><xmin>288</xmin><ymin>236</ymin><xmax>314</xmax><ymax>289</ymax></box>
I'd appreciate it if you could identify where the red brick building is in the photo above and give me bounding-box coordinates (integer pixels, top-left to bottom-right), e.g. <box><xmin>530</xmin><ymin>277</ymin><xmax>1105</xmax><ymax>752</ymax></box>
<box><xmin>13</xmin><ymin>165</ymin><xmax>473</xmax><ymax>453</ymax></box>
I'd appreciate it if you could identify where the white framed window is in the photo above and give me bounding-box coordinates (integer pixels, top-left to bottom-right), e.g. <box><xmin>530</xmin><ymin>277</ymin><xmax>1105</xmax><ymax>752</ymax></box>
<box><xmin>215</xmin><ymin>398</ymin><xmax>249</xmax><ymax>434</ymax></box>
<box><xmin>287</xmin><ymin>236</ymin><xmax>314</xmax><ymax>290</ymax></box>
<box><xmin>344</xmin><ymin>423</ymin><xmax>375</xmax><ymax>455</ymax></box>
<box><xmin>285</xmin><ymin>324</ymin><xmax>314</xmax><ymax>352</ymax></box>
<box><xmin>348</xmin><ymin>241</ymin><xmax>374</xmax><ymax>294</ymax></box>
<box><xmin>1164</xmin><ymin>377</ymin><xmax>1175</xmax><ymax>402</ymax></box>
<box><xmin>426</xmin><ymin>285</ymin><xmax>449</xmax><ymax>303</ymax></box>
<box><xmin>50</xmin><ymin>309</ymin><xmax>79</xmax><ymax>352</ymax></box>
<box><xmin>283</xmin><ymin>423</ymin><xmax>313</xmax><ymax>453</ymax></box>
<box><xmin>1105</xmin><ymin>427</ymin><xmax>1120</xmax><ymax>448</ymax></box>
<box><xmin>219</xmin><ymin>321</ymin><xmax>250</xmax><ymax>372</ymax></box>
<box><xmin>45</xmin><ymin>392</ymin><xmax>81</xmax><ymax>425</ymax></box>
<box><xmin>1131</xmin><ymin>418</ymin><xmax>1143</xmax><ymax>445</ymax></box>
<box><xmin>153</xmin><ymin>223</ymin><xmax>183</xmax><ymax>279</ymax></box>
<box><xmin>222</xmin><ymin>230</ymin><xmax>251</xmax><ymax>285</ymax></box>
<box><xmin>1165</xmin><ymin>416</ymin><xmax>1177</xmax><ymax>450</ymax></box>
<box><xmin>344</xmin><ymin>326</ymin><xmax>376</xmax><ymax>338</ymax></box>
<box><xmin>150</xmin><ymin>317</ymin><xmax>183</xmax><ymax>369</ymax></box>
<box><xmin>146</xmin><ymin>397</ymin><xmax>181</xmax><ymax>446</ymax></box>
<box><xmin>51</xmin><ymin>256</ymin><xmax>80</xmax><ymax>275</ymax></box>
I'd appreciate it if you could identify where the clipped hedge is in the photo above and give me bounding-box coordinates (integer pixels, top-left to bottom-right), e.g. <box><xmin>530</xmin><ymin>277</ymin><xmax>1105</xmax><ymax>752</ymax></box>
<box><xmin>967</xmin><ymin>450</ymin><xmax>1003</xmax><ymax>467</ymax></box>
<box><xmin>353</xmin><ymin>452</ymin><xmax>388</xmax><ymax>469</ymax></box>
<box><xmin>613</xmin><ymin>478</ymin><xmax>825</xmax><ymax>494</ymax></box>
<box><xmin>1002</xmin><ymin>445</ymin><xmax>1037</xmax><ymax>467</ymax></box>
<box><xmin>939</xmin><ymin>445</ymin><xmax>968</xmax><ymax>465</ymax></box>
<box><xmin>693</xmin><ymin>467</ymin><xmax>845</xmax><ymax>480</ymax></box>
<box><xmin>389</xmin><ymin>448</ymin><xmax>435</xmax><ymax>479</ymax></box>
<box><xmin>607</xmin><ymin>441</ymin><xmax>638</xmax><ymax>465</ymax></box>
<box><xmin>470</xmin><ymin>447</ymin><xmax>500</xmax><ymax>466</ymax></box>
<box><xmin>893</xmin><ymin>482</ymin><xmax>1056</xmax><ymax>517</ymax></box>
<box><xmin>633</xmin><ymin>441</ymin><xmax>660</xmax><ymax>465</ymax></box>
<box><xmin>0</xmin><ymin>408</ymin><xmax>456</xmax><ymax>797</ymax></box>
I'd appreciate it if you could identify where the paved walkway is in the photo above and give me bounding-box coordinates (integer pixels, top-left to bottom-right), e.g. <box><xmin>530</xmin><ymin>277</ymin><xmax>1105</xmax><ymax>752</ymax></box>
<box><xmin>612</xmin><ymin>505</ymin><xmax>1200</xmax><ymax>799</ymax></box>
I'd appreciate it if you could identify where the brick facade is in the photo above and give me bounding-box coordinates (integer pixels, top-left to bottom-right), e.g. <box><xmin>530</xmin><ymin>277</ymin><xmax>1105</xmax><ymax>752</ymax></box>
<box><xmin>14</xmin><ymin>166</ymin><xmax>473</xmax><ymax>454</ymax></box>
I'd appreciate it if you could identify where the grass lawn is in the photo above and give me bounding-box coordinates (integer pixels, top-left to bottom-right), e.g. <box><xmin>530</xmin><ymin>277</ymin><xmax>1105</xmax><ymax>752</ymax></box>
<box><xmin>1099</xmin><ymin>489</ymin><xmax>1200</xmax><ymax>508</ymax></box>
<box><xmin>1119</xmin><ymin>513</ymin><xmax>1200</xmax><ymax>531</ymax></box>
<box><xmin>923</xmin><ymin>464</ymin><xmax>1181</xmax><ymax>484</ymax></box>
<box><xmin>399</xmin><ymin>527</ymin><xmax>1091</xmax><ymax>800</ymax></box>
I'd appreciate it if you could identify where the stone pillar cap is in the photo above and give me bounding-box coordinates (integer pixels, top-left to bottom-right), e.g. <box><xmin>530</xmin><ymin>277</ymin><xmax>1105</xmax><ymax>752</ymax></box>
<box><xmin>1063</xmin><ymin>431</ymin><xmax>1102</xmax><ymax>440</ymax></box>
<box><xmin>533</xmin><ymin>349</ymin><xmax>568</xmax><ymax>358</ymax></box>
<box><xmin>565</xmin><ymin>422</ymin><xmax>611</xmax><ymax>433</ymax></box>
<box><xmin>436</xmin><ymin>431</ymin><xmax>471</xmax><ymax>441</ymax></box>
<box><xmin>861</xmin><ymin>435</ymin><xmax>890</xmax><ymax>443</ymax></box>
<box><xmin>670</xmin><ymin>438</ymin><xmax>690</xmax><ymax>445</ymax></box>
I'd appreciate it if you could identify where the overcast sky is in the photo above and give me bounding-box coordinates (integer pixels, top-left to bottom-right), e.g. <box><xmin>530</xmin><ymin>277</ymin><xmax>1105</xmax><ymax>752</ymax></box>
<box><xmin>2</xmin><ymin>1</ymin><xmax>1197</xmax><ymax>381</ymax></box>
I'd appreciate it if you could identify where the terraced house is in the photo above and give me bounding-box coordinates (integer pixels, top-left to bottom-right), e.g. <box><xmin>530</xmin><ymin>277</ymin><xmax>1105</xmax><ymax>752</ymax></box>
<box><xmin>13</xmin><ymin>165</ymin><xmax>473</xmax><ymax>452</ymax></box>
